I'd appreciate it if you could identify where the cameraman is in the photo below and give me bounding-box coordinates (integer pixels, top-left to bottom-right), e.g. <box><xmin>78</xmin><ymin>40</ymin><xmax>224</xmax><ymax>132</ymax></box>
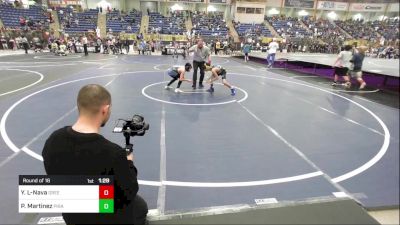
<box><xmin>42</xmin><ymin>84</ymin><xmax>148</xmax><ymax>224</ymax></box>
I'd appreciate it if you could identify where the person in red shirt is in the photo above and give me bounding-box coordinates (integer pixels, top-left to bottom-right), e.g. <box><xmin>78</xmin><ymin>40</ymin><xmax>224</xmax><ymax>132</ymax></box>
<box><xmin>19</xmin><ymin>17</ymin><xmax>26</xmax><ymax>26</ymax></box>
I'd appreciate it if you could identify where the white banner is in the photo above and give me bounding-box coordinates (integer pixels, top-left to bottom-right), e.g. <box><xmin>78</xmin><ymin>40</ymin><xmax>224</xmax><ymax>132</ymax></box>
<box><xmin>317</xmin><ymin>1</ymin><xmax>348</xmax><ymax>11</ymax></box>
<box><xmin>388</xmin><ymin>3</ymin><xmax>399</xmax><ymax>12</ymax></box>
<box><xmin>265</xmin><ymin>0</ymin><xmax>282</xmax><ymax>7</ymax></box>
<box><xmin>350</xmin><ymin>3</ymin><xmax>386</xmax><ymax>12</ymax></box>
<box><xmin>48</xmin><ymin>0</ymin><xmax>83</xmax><ymax>6</ymax></box>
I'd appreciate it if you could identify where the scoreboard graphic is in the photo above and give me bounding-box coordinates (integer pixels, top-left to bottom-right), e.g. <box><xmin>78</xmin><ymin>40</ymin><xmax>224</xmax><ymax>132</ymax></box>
<box><xmin>19</xmin><ymin>175</ymin><xmax>114</xmax><ymax>213</ymax></box>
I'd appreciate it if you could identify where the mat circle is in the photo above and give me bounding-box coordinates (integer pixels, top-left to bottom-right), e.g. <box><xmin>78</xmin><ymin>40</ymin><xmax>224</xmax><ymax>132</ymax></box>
<box><xmin>141</xmin><ymin>81</ymin><xmax>248</xmax><ymax>106</ymax></box>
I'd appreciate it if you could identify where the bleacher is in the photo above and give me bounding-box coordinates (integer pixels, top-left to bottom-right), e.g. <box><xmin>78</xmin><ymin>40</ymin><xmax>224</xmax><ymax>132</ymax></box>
<box><xmin>57</xmin><ymin>8</ymin><xmax>98</xmax><ymax>33</ymax></box>
<box><xmin>106</xmin><ymin>10</ymin><xmax>141</xmax><ymax>33</ymax></box>
<box><xmin>334</xmin><ymin>19</ymin><xmax>379</xmax><ymax>41</ymax></box>
<box><xmin>0</xmin><ymin>4</ymin><xmax>398</xmax><ymax>46</ymax></box>
<box><xmin>302</xmin><ymin>18</ymin><xmax>346</xmax><ymax>45</ymax></box>
<box><xmin>191</xmin><ymin>12</ymin><xmax>229</xmax><ymax>39</ymax></box>
<box><xmin>56</xmin><ymin>7</ymin><xmax>72</xmax><ymax>29</ymax></box>
<box><xmin>0</xmin><ymin>3</ymin><xmax>49</xmax><ymax>29</ymax></box>
<box><xmin>148</xmin><ymin>12</ymin><xmax>185</xmax><ymax>35</ymax></box>
<box><xmin>373</xmin><ymin>19</ymin><xmax>399</xmax><ymax>41</ymax></box>
<box><xmin>235</xmin><ymin>23</ymin><xmax>273</xmax><ymax>38</ymax></box>
<box><xmin>267</xmin><ymin>16</ymin><xmax>311</xmax><ymax>38</ymax></box>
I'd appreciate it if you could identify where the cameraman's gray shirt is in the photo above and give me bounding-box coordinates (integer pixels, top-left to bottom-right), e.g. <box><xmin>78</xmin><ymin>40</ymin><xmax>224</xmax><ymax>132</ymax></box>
<box><xmin>189</xmin><ymin>45</ymin><xmax>210</xmax><ymax>62</ymax></box>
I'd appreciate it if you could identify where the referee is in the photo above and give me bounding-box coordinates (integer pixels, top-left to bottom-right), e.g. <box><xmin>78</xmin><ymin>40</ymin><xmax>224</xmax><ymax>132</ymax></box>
<box><xmin>82</xmin><ymin>35</ymin><xmax>88</xmax><ymax>56</ymax></box>
<box><xmin>188</xmin><ymin>39</ymin><xmax>211</xmax><ymax>89</ymax></box>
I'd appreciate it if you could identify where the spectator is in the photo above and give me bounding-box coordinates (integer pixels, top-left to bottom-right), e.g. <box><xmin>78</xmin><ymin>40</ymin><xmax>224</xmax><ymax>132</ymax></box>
<box><xmin>243</xmin><ymin>42</ymin><xmax>251</xmax><ymax>62</ymax></box>
<box><xmin>21</xmin><ymin>35</ymin><xmax>28</xmax><ymax>54</ymax></box>
<box><xmin>215</xmin><ymin>40</ymin><xmax>220</xmax><ymax>55</ymax></box>
<box><xmin>19</xmin><ymin>16</ymin><xmax>26</xmax><ymax>26</ymax></box>
<box><xmin>332</xmin><ymin>45</ymin><xmax>353</xmax><ymax>87</ymax></box>
<box><xmin>82</xmin><ymin>35</ymin><xmax>88</xmax><ymax>56</ymax></box>
<box><xmin>139</xmin><ymin>40</ymin><xmax>146</xmax><ymax>55</ymax></box>
<box><xmin>124</xmin><ymin>39</ymin><xmax>130</xmax><ymax>54</ymax></box>
<box><xmin>267</xmin><ymin>38</ymin><xmax>279</xmax><ymax>68</ymax></box>
<box><xmin>150</xmin><ymin>39</ymin><xmax>155</xmax><ymax>53</ymax></box>
<box><xmin>1</xmin><ymin>36</ymin><xmax>8</xmax><ymax>50</ymax></box>
<box><xmin>350</xmin><ymin>46</ymin><xmax>367</xmax><ymax>89</ymax></box>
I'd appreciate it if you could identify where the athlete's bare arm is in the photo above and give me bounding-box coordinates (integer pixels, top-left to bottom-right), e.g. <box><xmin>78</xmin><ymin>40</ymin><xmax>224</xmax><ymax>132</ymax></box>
<box><xmin>178</xmin><ymin>67</ymin><xmax>191</xmax><ymax>82</ymax></box>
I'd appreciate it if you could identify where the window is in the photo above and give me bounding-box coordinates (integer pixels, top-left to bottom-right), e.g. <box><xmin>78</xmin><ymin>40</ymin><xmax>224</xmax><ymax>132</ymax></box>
<box><xmin>238</xmin><ymin>7</ymin><xmax>263</xmax><ymax>14</ymax></box>
<box><xmin>246</xmin><ymin>8</ymin><xmax>255</xmax><ymax>13</ymax></box>
<box><xmin>237</xmin><ymin>7</ymin><xmax>245</xmax><ymax>13</ymax></box>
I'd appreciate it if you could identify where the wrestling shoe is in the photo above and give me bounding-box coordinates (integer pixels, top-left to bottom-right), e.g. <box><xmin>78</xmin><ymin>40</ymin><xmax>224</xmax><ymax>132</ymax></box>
<box><xmin>175</xmin><ymin>88</ymin><xmax>183</xmax><ymax>93</ymax></box>
<box><xmin>164</xmin><ymin>86</ymin><xmax>171</xmax><ymax>90</ymax></box>
<box><xmin>231</xmin><ymin>88</ymin><xmax>236</xmax><ymax>96</ymax></box>
<box><xmin>207</xmin><ymin>87</ymin><xmax>214</xmax><ymax>93</ymax></box>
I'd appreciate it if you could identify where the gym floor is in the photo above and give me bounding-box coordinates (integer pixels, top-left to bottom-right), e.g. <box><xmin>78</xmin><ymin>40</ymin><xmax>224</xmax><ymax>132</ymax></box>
<box><xmin>0</xmin><ymin>53</ymin><xmax>398</xmax><ymax>224</ymax></box>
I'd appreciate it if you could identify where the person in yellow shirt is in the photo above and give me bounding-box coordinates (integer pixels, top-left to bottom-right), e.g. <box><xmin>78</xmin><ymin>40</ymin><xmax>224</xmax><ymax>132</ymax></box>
<box><xmin>215</xmin><ymin>40</ymin><xmax>221</xmax><ymax>55</ymax></box>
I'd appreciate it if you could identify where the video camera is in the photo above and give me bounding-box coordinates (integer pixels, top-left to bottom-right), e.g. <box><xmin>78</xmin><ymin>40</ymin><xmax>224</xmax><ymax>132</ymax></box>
<box><xmin>113</xmin><ymin>115</ymin><xmax>149</xmax><ymax>153</ymax></box>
